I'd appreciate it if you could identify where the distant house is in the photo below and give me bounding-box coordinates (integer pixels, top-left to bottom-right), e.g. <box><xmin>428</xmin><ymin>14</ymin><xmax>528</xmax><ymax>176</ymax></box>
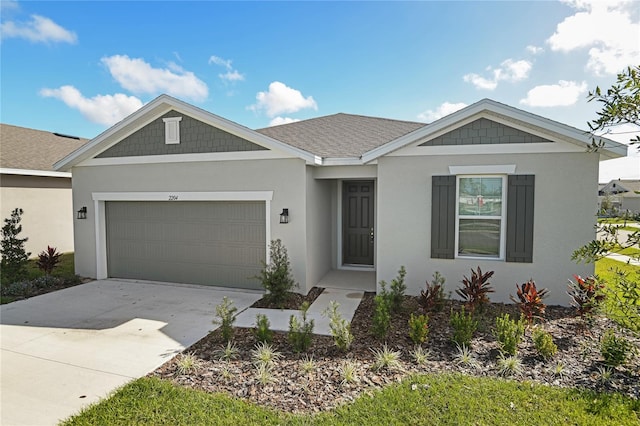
<box><xmin>56</xmin><ymin>95</ymin><xmax>626</xmax><ymax>305</ymax></box>
<box><xmin>598</xmin><ymin>179</ymin><xmax>640</xmax><ymax>215</ymax></box>
<box><xmin>0</xmin><ymin>124</ymin><xmax>88</xmax><ymax>255</ymax></box>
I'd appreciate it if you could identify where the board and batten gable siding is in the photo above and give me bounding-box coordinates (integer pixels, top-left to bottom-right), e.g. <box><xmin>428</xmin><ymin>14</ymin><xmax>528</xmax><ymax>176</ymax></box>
<box><xmin>419</xmin><ymin>118</ymin><xmax>553</xmax><ymax>146</ymax></box>
<box><xmin>97</xmin><ymin>110</ymin><xmax>267</xmax><ymax>158</ymax></box>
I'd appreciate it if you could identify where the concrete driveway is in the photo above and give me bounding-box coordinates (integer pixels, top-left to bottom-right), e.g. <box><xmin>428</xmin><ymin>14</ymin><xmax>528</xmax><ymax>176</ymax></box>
<box><xmin>0</xmin><ymin>279</ymin><xmax>262</xmax><ymax>425</ymax></box>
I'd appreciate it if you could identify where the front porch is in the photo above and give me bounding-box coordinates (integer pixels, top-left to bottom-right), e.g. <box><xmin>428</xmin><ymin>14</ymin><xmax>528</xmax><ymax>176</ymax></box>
<box><xmin>315</xmin><ymin>269</ymin><xmax>376</xmax><ymax>292</ymax></box>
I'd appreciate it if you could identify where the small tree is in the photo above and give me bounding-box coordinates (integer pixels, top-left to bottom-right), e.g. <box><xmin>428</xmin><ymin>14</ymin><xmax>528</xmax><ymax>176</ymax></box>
<box><xmin>1</xmin><ymin>208</ymin><xmax>31</xmax><ymax>284</ymax></box>
<box><xmin>255</xmin><ymin>239</ymin><xmax>297</xmax><ymax>308</ymax></box>
<box><xmin>587</xmin><ymin>65</ymin><xmax>640</xmax><ymax>151</ymax></box>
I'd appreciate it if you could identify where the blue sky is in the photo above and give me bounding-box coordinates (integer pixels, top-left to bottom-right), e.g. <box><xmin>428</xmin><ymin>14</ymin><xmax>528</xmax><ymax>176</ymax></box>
<box><xmin>1</xmin><ymin>0</ymin><xmax>638</xmax><ymax>180</ymax></box>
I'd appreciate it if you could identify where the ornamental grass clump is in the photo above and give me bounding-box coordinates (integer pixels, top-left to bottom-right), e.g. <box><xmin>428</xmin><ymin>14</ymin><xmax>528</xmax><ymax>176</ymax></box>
<box><xmin>456</xmin><ymin>266</ymin><xmax>494</xmax><ymax>313</ymax></box>
<box><xmin>493</xmin><ymin>313</ymin><xmax>525</xmax><ymax>356</ymax></box>
<box><xmin>511</xmin><ymin>279</ymin><xmax>548</xmax><ymax>324</ymax></box>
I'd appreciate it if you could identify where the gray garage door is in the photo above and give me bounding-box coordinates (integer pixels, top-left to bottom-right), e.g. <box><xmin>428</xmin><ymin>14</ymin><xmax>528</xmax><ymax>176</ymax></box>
<box><xmin>106</xmin><ymin>201</ymin><xmax>265</xmax><ymax>290</ymax></box>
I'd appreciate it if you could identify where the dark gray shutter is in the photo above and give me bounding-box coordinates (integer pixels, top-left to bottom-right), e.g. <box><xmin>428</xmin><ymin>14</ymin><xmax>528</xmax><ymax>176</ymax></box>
<box><xmin>431</xmin><ymin>175</ymin><xmax>456</xmax><ymax>259</ymax></box>
<box><xmin>506</xmin><ymin>175</ymin><xmax>535</xmax><ymax>263</ymax></box>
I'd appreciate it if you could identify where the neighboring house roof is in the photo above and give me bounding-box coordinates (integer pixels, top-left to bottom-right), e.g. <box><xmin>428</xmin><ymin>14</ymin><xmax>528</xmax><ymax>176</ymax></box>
<box><xmin>600</xmin><ymin>179</ymin><xmax>640</xmax><ymax>194</ymax></box>
<box><xmin>256</xmin><ymin>113</ymin><xmax>425</xmax><ymax>158</ymax></box>
<box><xmin>1</xmin><ymin>123</ymin><xmax>88</xmax><ymax>177</ymax></box>
<box><xmin>54</xmin><ymin>95</ymin><xmax>627</xmax><ymax>171</ymax></box>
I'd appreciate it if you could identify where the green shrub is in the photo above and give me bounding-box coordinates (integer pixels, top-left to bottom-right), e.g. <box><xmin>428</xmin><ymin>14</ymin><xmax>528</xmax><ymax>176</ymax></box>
<box><xmin>1</xmin><ymin>208</ymin><xmax>31</xmax><ymax>285</ymax></box>
<box><xmin>288</xmin><ymin>301</ymin><xmax>314</xmax><ymax>352</ymax></box>
<box><xmin>372</xmin><ymin>292</ymin><xmax>392</xmax><ymax>339</ymax></box>
<box><xmin>456</xmin><ymin>266</ymin><xmax>494</xmax><ymax>313</ymax></box>
<box><xmin>532</xmin><ymin>328</ymin><xmax>558</xmax><ymax>359</ymax></box>
<box><xmin>253</xmin><ymin>314</ymin><xmax>273</xmax><ymax>344</ymax></box>
<box><xmin>408</xmin><ymin>313</ymin><xmax>429</xmax><ymax>345</ymax></box>
<box><xmin>600</xmin><ymin>329</ymin><xmax>633</xmax><ymax>367</ymax></box>
<box><xmin>493</xmin><ymin>313</ymin><xmax>525</xmax><ymax>356</ymax></box>
<box><xmin>450</xmin><ymin>307</ymin><xmax>478</xmax><ymax>348</ymax></box>
<box><xmin>255</xmin><ymin>239</ymin><xmax>297</xmax><ymax>308</ymax></box>
<box><xmin>420</xmin><ymin>271</ymin><xmax>446</xmax><ymax>312</ymax></box>
<box><xmin>389</xmin><ymin>266</ymin><xmax>407</xmax><ymax>312</ymax></box>
<box><xmin>323</xmin><ymin>301</ymin><xmax>353</xmax><ymax>351</ymax></box>
<box><xmin>213</xmin><ymin>297</ymin><xmax>237</xmax><ymax>342</ymax></box>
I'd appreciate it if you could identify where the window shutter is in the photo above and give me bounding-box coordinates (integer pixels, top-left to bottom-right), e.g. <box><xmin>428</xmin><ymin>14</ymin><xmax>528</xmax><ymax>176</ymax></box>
<box><xmin>431</xmin><ymin>175</ymin><xmax>455</xmax><ymax>259</ymax></box>
<box><xmin>506</xmin><ymin>175</ymin><xmax>535</xmax><ymax>263</ymax></box>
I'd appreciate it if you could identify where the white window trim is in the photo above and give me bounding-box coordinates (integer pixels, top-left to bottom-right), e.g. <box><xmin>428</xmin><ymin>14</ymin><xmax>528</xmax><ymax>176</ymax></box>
<box><xmin>92</xmin><ymin>191</ymin><xmax>273</xmax><ymax>280</ymax></box>
<box><xmin>454</xmin><ymin>175</ymin><xmax>507</xmax><ymax>261</ymax></box>
<box><xmin>163</xmin><ymin>117</ymin><xmax>182</xmax><ymax>145</ymax></box>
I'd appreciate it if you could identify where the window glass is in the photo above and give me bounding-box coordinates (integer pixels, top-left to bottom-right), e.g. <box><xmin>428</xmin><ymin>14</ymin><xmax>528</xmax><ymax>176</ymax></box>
<box><xmin>458</xmin><ymin>219</ymin><xmax>501</xmax><ymax>257</ymax></box>
<box><xmin>458</xmin><ymin>177</ymin><xmax>502</xmax><ymax>216</ymax></box>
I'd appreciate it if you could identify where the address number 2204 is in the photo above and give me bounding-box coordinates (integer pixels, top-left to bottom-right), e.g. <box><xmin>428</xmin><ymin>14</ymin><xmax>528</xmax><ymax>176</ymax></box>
<box><xmin>168</xmin><ymin>195</ymin><xmax>179</xmax><ymax>201</ymax></box>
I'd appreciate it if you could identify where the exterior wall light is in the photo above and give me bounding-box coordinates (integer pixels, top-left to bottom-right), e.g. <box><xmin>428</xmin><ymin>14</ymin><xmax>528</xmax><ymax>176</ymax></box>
<box><xmin>279</xmin><ymin>208</ymin><xmax>289</xmax><ymax>224</ymax></box>
<box><xmin>77</xmin><ymin>206</ymin><xmax>87</xmax><ymax>220</ymax></box>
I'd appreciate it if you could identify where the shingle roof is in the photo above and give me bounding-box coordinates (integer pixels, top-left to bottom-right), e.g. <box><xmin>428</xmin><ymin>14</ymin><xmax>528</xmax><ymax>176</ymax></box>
<box><xmin>1</xmin><ymin>124</ymin><xmax>89</xmax><ymax>172</ymax></box>
<box><xmin>256</xmin><ymin>113</ymin><xmax>425</xmax><ymax>158</ymax></box>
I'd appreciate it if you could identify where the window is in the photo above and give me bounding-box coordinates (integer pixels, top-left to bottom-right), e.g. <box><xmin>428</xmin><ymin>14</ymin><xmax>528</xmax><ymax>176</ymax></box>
<box><xmin>456</xmin><ymin>176</ymin><xmax>506</xmax><ymax>259</ymax></box>
<box><xmin>431</xmin><ymin>174</ymin><xmax>534</xmax><ymax>263</ymax></box>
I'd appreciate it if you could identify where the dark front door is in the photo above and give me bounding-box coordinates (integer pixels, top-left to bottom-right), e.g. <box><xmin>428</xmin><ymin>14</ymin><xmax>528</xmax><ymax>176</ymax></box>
<box><xmin>342</xmin><ymin>181</ymin><xmax>374</xmax><ymax>265</ymax></box>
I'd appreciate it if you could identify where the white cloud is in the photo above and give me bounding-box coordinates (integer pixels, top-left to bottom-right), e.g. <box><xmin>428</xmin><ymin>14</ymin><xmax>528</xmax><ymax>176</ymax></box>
<box><xmin>547</xmin><ymin>0</ymin><xmax>639</xmax><ymax>75</ymax></box>
<box><xmin>249</xmin><ymin>81</ymin><xmax>317</xmax><ymax>117</ymax></box>
<box><xmin>269</xmin><ymin>117</ymin><xmax>301</xmax><ymax>126</ymax></box>
<box><xmin>209</xmin><ymin>55</ymin><xmax>244</xmax><ymax>83</ymax></box>
<box><xmin>417</xmin><ymin>102</ymin><xmax>468</xmax><ymax>122</ymax></box>
<box><xmin>526</xmin><ymin>45</ymin><xmax>544</xmax><ymax>55</ymax></box>
<box><xmin>1</xmin><ymin>14</ymin><xmax>77</xmax><ymax>44</ymax></box>
<box><xmin>463</xmin><ymin>59</ymin><xmax>532</xmax><ymax>90</ymax></box>
<box><xmin>519</xmin><ymin>80</ymin><xmax>588</xmax><ymax>107</ymax></box>
<box><xmin>220</xmin><ymin>70</ymin><xmax>245</xmax><ymax>82</ymax></box>
<box><xmin>39</xmin><ymin>85</ymin><xmax>143</xmax><ymax>126</ymax></box>
<box><xmin>101</xmin><ymin>55</ymin><xmax>208</xmax><ymax>101</ymax></box>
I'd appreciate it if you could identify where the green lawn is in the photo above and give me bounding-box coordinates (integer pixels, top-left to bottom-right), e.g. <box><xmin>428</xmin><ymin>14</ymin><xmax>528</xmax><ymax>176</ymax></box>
<box><xmin>62</xmin><ymin>375</ymin><xmax>639</xmax><ymax>426</ymax></box>
<box><xmin>598</xmin><ymin>218</ymin><xmax>640</xmax><ymax>226</ymax></box>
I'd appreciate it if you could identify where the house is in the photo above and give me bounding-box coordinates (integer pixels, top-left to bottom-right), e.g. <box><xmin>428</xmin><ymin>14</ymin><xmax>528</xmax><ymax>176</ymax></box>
<box><xmin>0</xmin><ymin>124</ymin><xmax>88</xmax><ymax>255</ymax></box>
<box><xmin>54</xmin><ymin>95</ymin><xmax>626</xmax><ymax>305</ymax></box>
<box><xmin>598</xmin><ymin>179</ymin><xmax>640</xmax><ymax>214</ymax></box>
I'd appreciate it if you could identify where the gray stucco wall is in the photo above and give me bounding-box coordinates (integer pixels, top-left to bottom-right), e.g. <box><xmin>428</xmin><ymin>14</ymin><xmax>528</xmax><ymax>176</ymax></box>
<box><xmin>376</xmin><ymin>152</ymin><xmax>598</xmax><ymax>306</ymax></box>
<box><xmin>305</xmin><ymin>168</ymin><xmax>333</xmax><ymax>290</ymax></box>
<box><xmin>71</xmin><ymin>158</ymin><xmax>308</xmax><ymax>290</ymax></box>
<box><xmin>420</xmin><ymin>118</ymin><xmax>553</xmax><ymax>146</ymax></box>
<box><xmin>97</xmin><ymin>111</ymin><xmax>266</xmax><ymax>158</ymax></box>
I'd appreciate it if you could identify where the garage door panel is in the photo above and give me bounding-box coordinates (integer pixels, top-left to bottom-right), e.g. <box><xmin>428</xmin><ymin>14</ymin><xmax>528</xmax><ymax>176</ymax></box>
<box><xmin>106</xmin><ymin>201</ymin><xmax>265</xmax><ymax>289</ymax></box>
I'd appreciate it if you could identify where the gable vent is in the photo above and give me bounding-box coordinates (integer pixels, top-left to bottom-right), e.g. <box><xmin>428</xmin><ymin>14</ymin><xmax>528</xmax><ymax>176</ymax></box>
<box><xmin>163</xmin><ymin>117</ymin><xmax>182</xmax><ymax>144</ymax></box>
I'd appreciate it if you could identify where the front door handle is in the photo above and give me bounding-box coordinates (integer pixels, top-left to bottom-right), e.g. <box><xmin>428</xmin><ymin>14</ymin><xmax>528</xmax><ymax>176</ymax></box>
<box><xmin>370</xmin><ymin>227</ymin><xmax>374</xmax><ymax>243</ymax></box>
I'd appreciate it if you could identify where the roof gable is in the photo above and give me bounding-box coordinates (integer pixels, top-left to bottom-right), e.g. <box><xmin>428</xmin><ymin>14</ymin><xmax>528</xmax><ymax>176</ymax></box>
<box><xmin>419</xmin><ymin>118</ymin><xmax>553</xmax><ymax>146</ymax></box>
<box><xmin>0</xmin><ymin>123</ymin><xmax>88</xmax><ymax>173</ymax></box>
<box><xmin>96</xmin><ymin>110</ymin><xmax>267</xmax><ymax>158</ymax></box>
<box><xmin>362</xmin><ymin>99</ymin><xmax>626</xmax><ymax>163</ymax></box>
<box><xmin>55</xmin><ymin>95</ymin><xmax>316</xmax><ymax>171</ymax></box>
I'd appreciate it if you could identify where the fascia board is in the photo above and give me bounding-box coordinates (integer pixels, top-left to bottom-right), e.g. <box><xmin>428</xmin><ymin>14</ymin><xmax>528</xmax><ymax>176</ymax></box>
<box><xmin>0</xmin><ymin>168</ymin><xmax>72</xmax><ymax>178</ymax></box>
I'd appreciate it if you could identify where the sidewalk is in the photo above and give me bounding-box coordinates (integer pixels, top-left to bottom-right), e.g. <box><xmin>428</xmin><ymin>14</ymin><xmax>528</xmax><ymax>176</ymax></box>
<box><xmin>235</xmin><ymin>287</ymin><xmax>364</xmax><ymax>335</ymax></box>
<box><xmin>605</xmin><ymin>252</ymin><xmax>640</xmax><ymax>267</ymax></box>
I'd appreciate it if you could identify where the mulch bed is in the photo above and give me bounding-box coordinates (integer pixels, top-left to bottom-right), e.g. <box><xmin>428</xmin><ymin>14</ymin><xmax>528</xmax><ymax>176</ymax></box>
<box><xmin>151</xmin><ymin>290</ymin><xmax>640</xmax><ymax>414</ymax></box>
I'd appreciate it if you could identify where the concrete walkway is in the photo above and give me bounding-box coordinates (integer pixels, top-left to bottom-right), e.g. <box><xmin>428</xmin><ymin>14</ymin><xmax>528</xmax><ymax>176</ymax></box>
<box><xmin>605</xmin><ymin>252</ymin><xmax>640</xmax><ymax>266</ymax></box>
<box><xmin>0</xmin><ymin>279</ymin><xmax>261</xmax><ymax>426</ymax></box>
<box><xmin>236</xmin><ymin>287</ymin><xmax>364</xmax><ymax>335</ymax></box>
